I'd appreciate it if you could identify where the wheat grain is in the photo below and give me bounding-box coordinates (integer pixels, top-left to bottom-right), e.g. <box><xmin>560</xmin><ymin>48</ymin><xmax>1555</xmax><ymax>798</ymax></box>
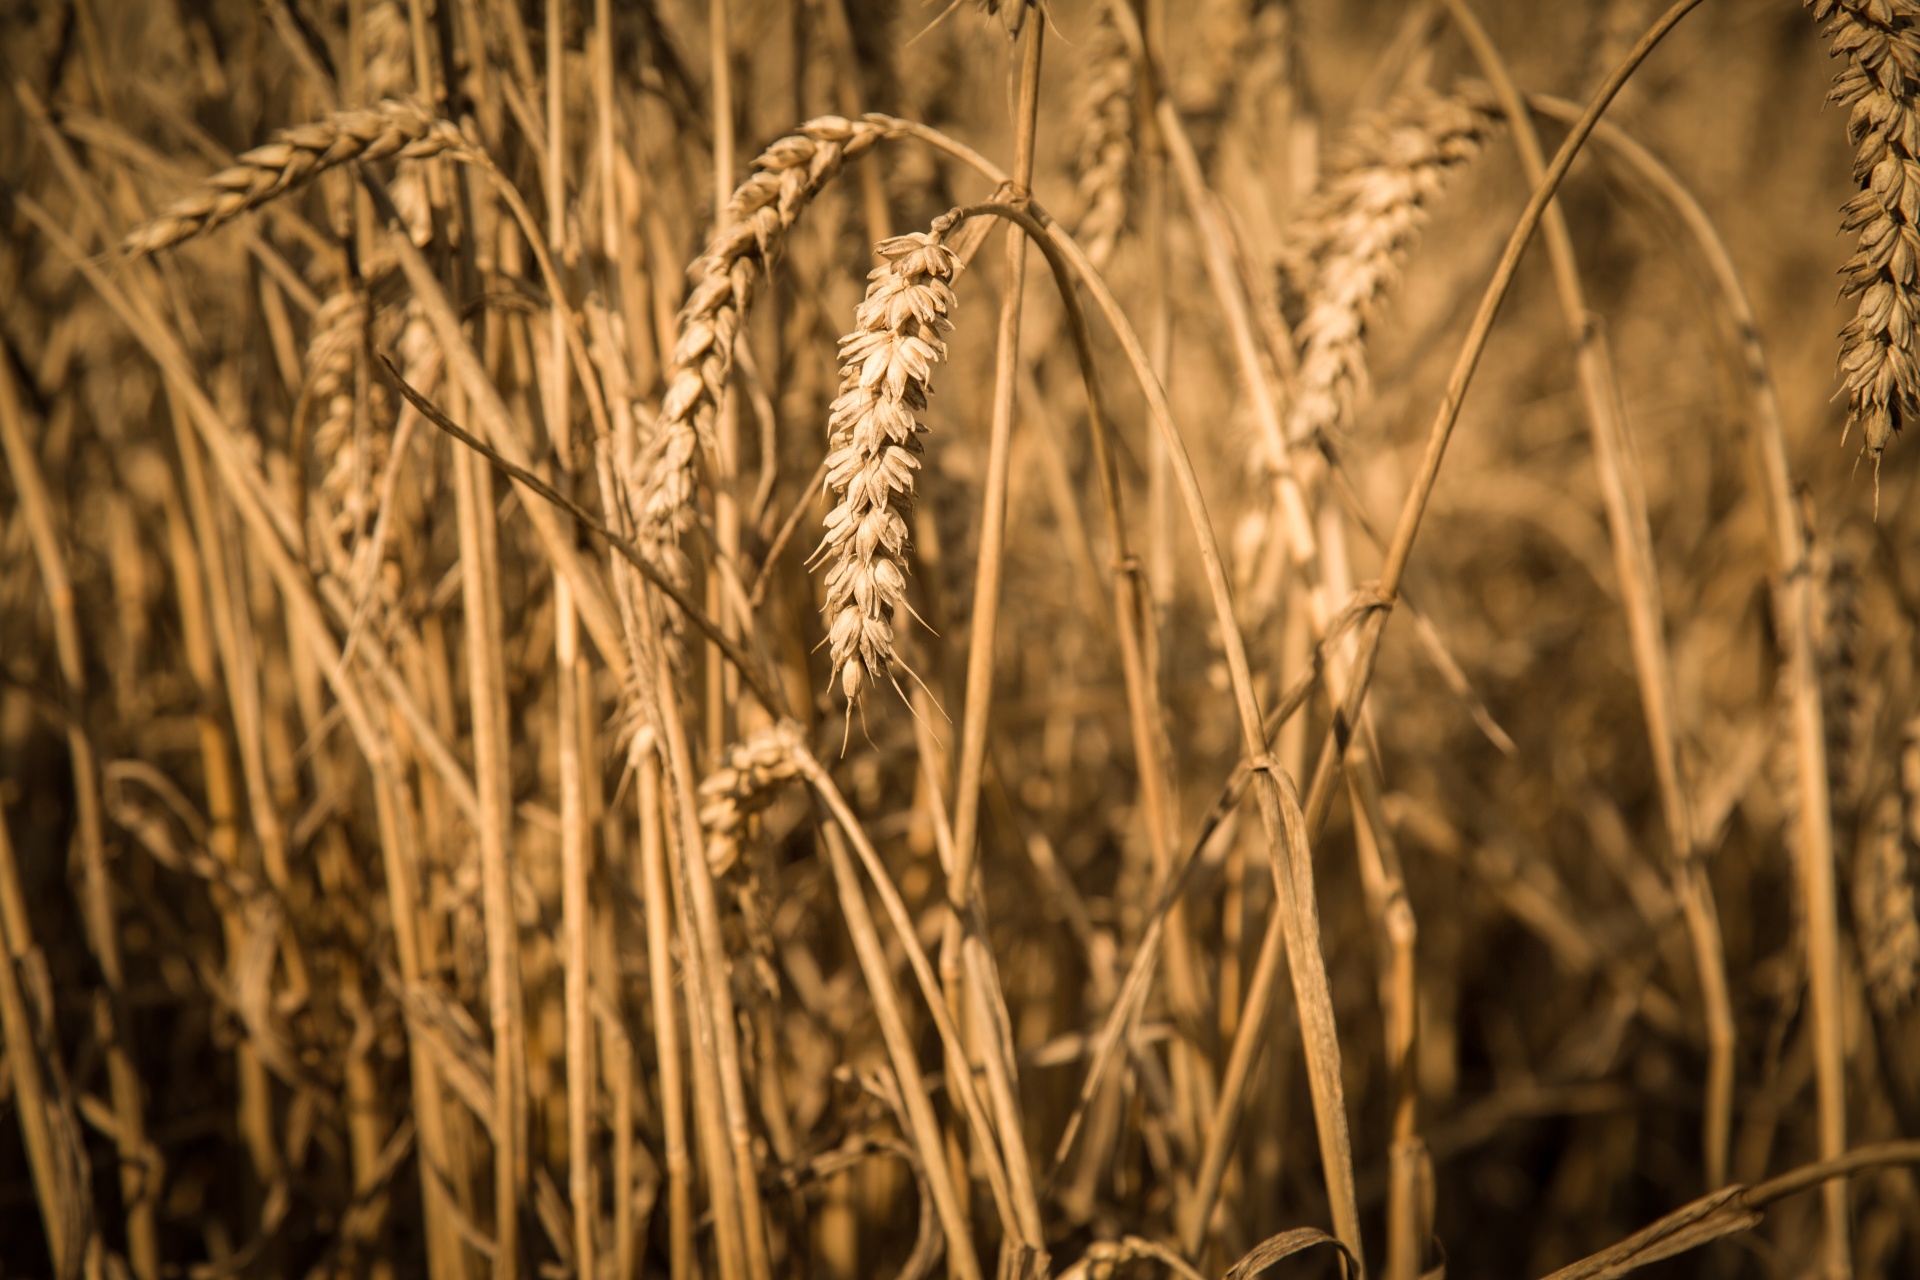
<box><xmin>123</xmin><ymin>98</ymin><xmax>456</xmax><ymax>256</ymax></box>
<box><xmin>1281</xmin><ymin>89</ymin><xmax>1501</xmax><ymax>448</ymax></box>
<box><xmin>634</xmin><ymin>116</ymin><xmax>890</xmax><ymax>583</ymax></box>
<box><xmin>812</xmin><ymin>223</ymin><xmax>964</xmax><ymax>709</ymax></box>
<box><xmin>1807</xmin><ymin>0</ymin><xmax>1920</xmax><ymax>458</ymax></box>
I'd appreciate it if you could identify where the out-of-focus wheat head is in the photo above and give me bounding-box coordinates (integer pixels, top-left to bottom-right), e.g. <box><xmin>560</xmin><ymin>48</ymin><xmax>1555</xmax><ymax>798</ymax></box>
<box><xmin>1281</xmin><ymin>88</ymin><xmax>1501</xmax><ymax>448</ymax></box>
<box><xmin>122</xmin><ymin>98</ymin><xmax>457</xmax><ymax>255</ymax></box>
<box><xmin>1071</xmin><ymin>11</ymin><xmax>1135</xmax><ymax>270</ymax></box>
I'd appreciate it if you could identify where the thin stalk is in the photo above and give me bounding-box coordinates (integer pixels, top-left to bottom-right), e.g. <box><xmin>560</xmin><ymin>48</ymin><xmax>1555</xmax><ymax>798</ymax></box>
<box><xmin>455</xmin><ymin>442</ymin><xmax>525</xmax><ymax>1280</ymax></box>
<box><xmin>0</xmin><ymin>792</ymin><xmax>88</xmax><ymax>1280</ymax></box>
<box><xmin>635</xmin><ymin>735</ymin><xmax>694</xmax><ymax>1280</ymax></box>
<box><xmin>653</xmin><ymin>650</ymin><xmax>772</xmax><ymax>1280</ymax></box>
<box><xmin>1297</xmin><ymin>0</ymin><xmax>1710</xmax><ymax>843</ymax></box>
<box><xmin>17</xmin><ymin>192</ymin><xmax>471</xmax><ymax>1280</ymax></box>
<box><xmin>992</xmin><ymin>199</ymin><xmax>1367</xmax><ymax>1272</ymax></box>
<box><xmin>1440</xmin><ymin>0</ymin><xmax>1734</xmax><ymax>1194</ymax></box>
<box><xmin>938</xmin><ymin>18</ymin><xmax>1049</xmax><ymax>1260</ymax></box>
<box><xmin>545</xmin><ymin>5</ymin><xmax>596</xmax><ymax>1276</ymax></box>
<box><xmin>1527</xmin><ymin>89</ymin><xmax>1849</xmax><ymax>1275</ymax></box>
<box><xmin>817</xmin><ymin>817</ymin><xmax>986</xmax><ymax>1280</ymax></box>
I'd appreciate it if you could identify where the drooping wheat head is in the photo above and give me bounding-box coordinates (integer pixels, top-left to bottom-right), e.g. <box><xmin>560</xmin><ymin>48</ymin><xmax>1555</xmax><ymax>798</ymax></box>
<box><xmin>1280</xmin><ymin>89</ymin><xmax>1500</xmax><ymax>450</ymax></box>
<box><xmin>1807</xmin><ymin>0</ymin><xmax>1920</xmax><ymax>458</ymax></box>
<box><xmin>1856</xmin><ymin>722</ymin><xmax>1920</xmax><ymax>1014</ymax></box>
<box><xmin>1071</xmin><ymin>10</ymin><xmax>1135</xmax><ymax>271</ymax></box>
<box><xmin>812</xmin><ymin>224</ymin><xmax>964</xmax><ymax>710</ymax></box>
<box><xmin>122</xmin><ymin>98</ymin><xmax>457</xmax><ymax>256</ymax></box>
<box><xmin>634</xmin><ymin>116</ymin><xmax>891</xmax><ymax>584</ymax></box>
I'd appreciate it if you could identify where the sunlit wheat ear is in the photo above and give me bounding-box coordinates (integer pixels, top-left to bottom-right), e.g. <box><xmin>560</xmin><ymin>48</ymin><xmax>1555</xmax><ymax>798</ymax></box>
<box><xmin>1808</xmin><ymin>0</ymin><xmax>1920</xmax><ymax>462</ymax></box>
<box><xmin>122</xmin><ymin>98</ymin><xmax>458</xmax><ymax>256</ymax></box>
<box><xmin>1070</xmin><ymin>11</ymin><xmax>1135</xmax><ymax>271</ymax></box>
<box><xmin>635</xmin><ymin>116</ymin><xmax>890</xmax><ymax>586</ymax></box>
<box><xmin>1281</xmin><ymin>88</ymin><xmax>1501</xmax><ymax>449</ymax></box>
<box><xmin>812</xmin><ymin>225</ymin><xmax>964</xmax><ymax>713</ymax></box>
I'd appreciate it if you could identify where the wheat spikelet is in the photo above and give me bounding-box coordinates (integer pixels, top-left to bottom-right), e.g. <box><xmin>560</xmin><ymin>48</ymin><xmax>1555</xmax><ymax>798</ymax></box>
<box><xmin>697</xmin><ymin>723</ymin><xmax>804</xmax><ymax>875</ymax></box>
<box><xmin>634</xmin><ymin>115</ymin><xmax>890</xmax><ymax>582</ymax></box>
<box><xmin>812</xmin><ymin>224</ymin><xmax>964</xmax><ymax>708</ymax></box>
<box><xmin>1070</xmin><ymin>12</ymin><xmax>1135</xmax><ymax>270</ymax></box>
<box><xmin>1807</xmin><ymin>0</ymin><xmax>1920</xmax><ymax>458</ymax></box>
<box><xmin>123</xmin><ymin>98</ymin><xmax>456</xmax><ymax>256</ymax></box>
<box><xmin>1280</xmin><ymin>89</ymin><xmax>1500</xmax><ymax>448</ymax></box>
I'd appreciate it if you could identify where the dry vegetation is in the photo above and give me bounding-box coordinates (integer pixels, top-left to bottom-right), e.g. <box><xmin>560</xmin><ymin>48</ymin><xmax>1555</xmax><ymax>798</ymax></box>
<box><xmin>8</xmin><ymin>0</ymin><xmax>1920</xmax><ymax>1276</ymax></box>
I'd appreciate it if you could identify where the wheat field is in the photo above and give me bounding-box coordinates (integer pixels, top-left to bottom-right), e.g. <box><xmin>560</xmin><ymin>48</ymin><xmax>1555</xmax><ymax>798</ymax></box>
<box><xmin>3</xmin><ymin>0</ymin><xmax>1919</xmax><ymax>1276</ymax></box>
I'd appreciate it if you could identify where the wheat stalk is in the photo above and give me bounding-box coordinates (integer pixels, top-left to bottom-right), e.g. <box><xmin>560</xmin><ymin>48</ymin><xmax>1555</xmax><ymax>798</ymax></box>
<box><xmin>636</xmin><ymin>115</ymin><xmax>891</xmax><ymax>583</ymax></box>
<box><xmin>123</xmin><ymin>98</ymin><xmax>456</xmax><ymax>255</ymax></box>
<box><xmin>1282</xmin><ymin>89</ymin><xmax>1501</xmax><ymax>446</ymax></box>
<box><xmin>1808</xmin><ymin>0</ymin><xmax>1920</xmax><ymax>459</ymax></box>
<box><xmin>812</xmin><ymin>222</ymin><xmax>964</xmax><ymax>709</ymax></box>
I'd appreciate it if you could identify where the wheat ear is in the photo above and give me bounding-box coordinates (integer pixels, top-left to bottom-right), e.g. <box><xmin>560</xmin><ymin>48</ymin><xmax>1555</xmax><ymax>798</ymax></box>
<box><xmin>1858</xmin><ymin>784</ymin><xmax>1920</xmax><ymax>1016</ymax></box>
<box><xmin>123</xmin><ymin>98</ymin><xmax>455</xmax><ymax>255</ymax></box>
<box><xmin>1070</xmin><ymin>11</ymin><xmax>1135</xmax><ymax>271</ymax></box>
<box><xmin>1282</xmin><ymin>88</ymin><xmax>1501</xmax><ymax>446</ymax></box>
<box><xmin>1807</xmin><ymin>0</ymin><xmax>1920</xmax><ymax>458</ymax></box>
<box><xmin>697</xmin><ymin>727</ymin><xmax>802</xmax><ymax>875</ymax></box>
<box><xmin>812</xmin><ymin>223</ymin><xmax>964</xmax><ymax>708</ymax></box>
<box><xmin>636</xmin><ymin>116</ymin><xmax>890</xmax><ymax>580</ymax></box>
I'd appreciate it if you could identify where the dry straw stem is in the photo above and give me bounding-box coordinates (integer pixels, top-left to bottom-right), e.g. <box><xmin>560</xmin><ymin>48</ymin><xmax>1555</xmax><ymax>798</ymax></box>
<box><xmin>1537</xmin><ymin>1141</ymin><xmax>1920</xmax><ymax>1279</ymax></box>
<box><xmin>927</xmin><ymin>24</ymin><xmax>1056</xmax><ymax>1269</ymax></box>
<box><xmin>1297</xmin><ymin>0</ymin><xmax>1709</xmax><ymax>837</ymax></box>
<box><xmin>122</xmin><ymin>97</ymin><xmax>457</xmax><ymax>255</ymax></box>
<box><xmin>632</xmin><ymin>739</ymin><xmax>693</xmax><ymax>1280</ymax></box>
<box><xmin>0</xmin><ymin>793</ymin><xmax>90</xmax><ymax>1280</ymax></box>
<box><xmin>1525</xmin><ymin>87</ymin><xmax>1853</xmax><ymax>1276</ymax></box>
<box><xmin>1193</xmin><ymin>82</ymin><xmax>1503</xmax><ymax>1277</ymax></box>
<box><xmin>996</xmin><ymin>192</ymin><xmax>1368</xmax><ymax>1272</ymax></box>
<box><xmin>378</xmin><ymin>357</ymin><xmax>786</xmax><ymax>714</ymax></box>
<box><xmin>452</xmin><ymin>437</ymin><xmax>526</xmax><ymax>1280</ymax></box>
<box><xmin>16</xmin><ymin>193</ymin><xmax>470</xmax><ymax>1277</ymax></box>
<box><xmin>0</xmin><ymin>347</ymin><xmax>159</xmax><ymax>1280</ymax></box>
<box><xmin>1807</xmin><ymin>0</ymin><xmax>1920</xmax><ymax>460</ymax></box>
<box><xmin>1442</xmin><ymin>0</ymin><xmax>1738</xmax><ymax>1199</ymax></box>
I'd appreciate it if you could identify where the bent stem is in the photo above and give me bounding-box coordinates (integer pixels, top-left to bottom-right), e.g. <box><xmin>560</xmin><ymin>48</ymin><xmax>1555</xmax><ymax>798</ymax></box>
<box><xmin>938</xmin><ymin>19</ymin><xmax>1051</xmax><ymax>1262</ymax></box>
<box><xmin>1297</xmin><ymin>0</ymin><xmax>1710</xmax><ymax>839</ymax></box>
<box><xmin>1439</xmin><ymin>0</ymin><xmax>1736</xmax><ymax>1198</ymax></box>
<box><xmin>1528</xmin><ymin>89</ymin><xmax>1848</xmax><ymax>1276</ymax></box>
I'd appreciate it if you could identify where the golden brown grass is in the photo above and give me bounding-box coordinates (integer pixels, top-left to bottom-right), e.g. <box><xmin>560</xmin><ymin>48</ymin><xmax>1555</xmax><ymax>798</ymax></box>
<box><xmin>4</xmin><ymin>1</ymin><xmax>1920</xmax><ymax>1278</ymax></box>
